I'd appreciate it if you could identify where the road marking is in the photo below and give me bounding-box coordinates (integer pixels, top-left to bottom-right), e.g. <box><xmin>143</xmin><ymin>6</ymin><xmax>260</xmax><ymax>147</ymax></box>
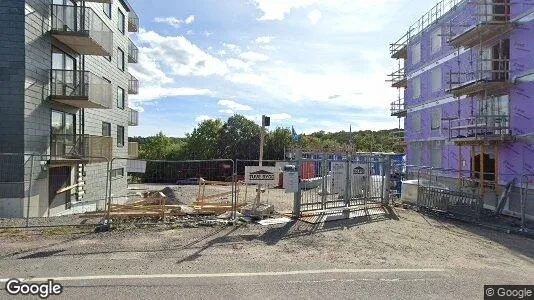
<box><xmin>1</xmin><ymin>268</ymin><xmax>446</xmax><ymax>283</ymax></box>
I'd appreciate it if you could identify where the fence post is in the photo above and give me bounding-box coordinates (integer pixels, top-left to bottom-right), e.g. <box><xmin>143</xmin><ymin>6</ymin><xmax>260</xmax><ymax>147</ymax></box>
<box><xmin>292</xmin><ymin>150</ymin><xmax>302</xmax><ymax>218</ymax></box>
<box><xmin>321</xmin><ymin>154</ymin><xmax>327</xmax><ymax>210</ymax></box>
<box><xmin>26</xmin><ymin>154</ymin><xmax>35</xmax><ymax>228</ymax></box>
<box><xmin>232</xmin><ymin>160</ymin><xmax>237</xmax><ymax>223</ymax></box>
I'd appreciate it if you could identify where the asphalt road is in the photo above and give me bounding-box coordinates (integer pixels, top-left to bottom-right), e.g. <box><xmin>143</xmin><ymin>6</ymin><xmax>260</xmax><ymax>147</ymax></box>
<box><xmin>1</xmin><ymin>267</ymin><xmax>533</xmax><ymax>299</ymax></box>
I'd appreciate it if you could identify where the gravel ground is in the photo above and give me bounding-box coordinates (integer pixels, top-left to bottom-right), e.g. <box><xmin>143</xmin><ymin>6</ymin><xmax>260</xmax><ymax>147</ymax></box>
<box><xmin>0</xmin><ymin>208</ymin><xmax>532</xmax><ymax>275</ymax></box>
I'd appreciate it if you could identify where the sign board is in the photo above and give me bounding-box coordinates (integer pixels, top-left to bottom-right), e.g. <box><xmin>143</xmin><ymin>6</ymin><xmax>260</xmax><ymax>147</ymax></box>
<box><xmin>331</xmin><ymin>161</ymin><xmax>346</xmax><ymax>194</ymax></box>
<box><xmin>245</xmin><ymin>166</ymin><xmax>278</xmax><ymax>186</ymax></box>
<box><xmin>127</xmin><ymin>160</ymin><xmax>147</xmax><ymax>173</ymax></box>
<box><xmin>351</xmin><ymin>163</ymin><xmax>369</xmax><ymax>198</ymax></box>
<box><xmin>284</xmin><ymin>171</ymin><xmax>299</xmax><ymax>193</ymax></box>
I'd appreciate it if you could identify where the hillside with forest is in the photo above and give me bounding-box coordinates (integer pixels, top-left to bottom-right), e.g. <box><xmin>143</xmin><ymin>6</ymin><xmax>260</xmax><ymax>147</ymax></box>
<box><xmin>130</xmin><ymin>115</ymin><xmax>404</xmax><ymax>161</ymax></box>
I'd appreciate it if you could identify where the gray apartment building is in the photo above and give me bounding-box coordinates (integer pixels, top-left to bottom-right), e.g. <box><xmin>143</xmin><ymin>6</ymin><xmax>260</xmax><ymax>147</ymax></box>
<box><xmin>0</xmin><ymin>0</ymin><xmax>140</xmax><ymax>217</ymax></box>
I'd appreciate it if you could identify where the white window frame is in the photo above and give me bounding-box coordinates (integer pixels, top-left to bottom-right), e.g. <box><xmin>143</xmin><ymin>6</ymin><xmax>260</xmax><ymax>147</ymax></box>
<box><xmin>411</xmin><ymin>42</ymin><xmax>421</xmax><ymax>65</ymax></box>
<box><xmin>431</xmin><ymin>67</ymin><xmax>442</xmax><ymax>93</ymax></box>
<box><xmin>431</xmin><ymin>109</ymin><xmax>442</xmax><ymax>131</ymax></box>
<box><xmin>430</xmin><ymin>27</ymin><xmax>442</xmax><ymax>54</ymax></box>
<box><xmin>412</xmin><ymin>76</ymin><xmax>421</xmax><ymax>99</ymax></box>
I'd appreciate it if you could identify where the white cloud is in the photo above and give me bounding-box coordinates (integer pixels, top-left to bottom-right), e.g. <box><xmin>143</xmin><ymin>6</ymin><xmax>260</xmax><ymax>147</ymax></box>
<box><xmin>252</xmin><ymin>0</ymin><xmax>319</xmax><ymax>21</ymax></box>
<box><xmin>218</xmin><ymin>99</ymin><xmax>253</xmax><ymax>111</ymax></box>
<box><xmin>130</xmin><ymin>85</ymin><xmax>214</xmax><ymax>102</ymax></box>
<box><xmin>138</xmin><ymin>29</ymin><xmax>229</xmax><ymax>77</ymax></box>
<box><xmin>222</xmin><ymin>43</ymin><xmax>241</xmax><ymax>54</ymax></box>
<box><xmin>154</xmin><ymin>15</ymin><xmax>195</xmax><ymax>28</ymax></box>
<box><xmin>129</xmin><ymin>49</ymin><xmax>173</xmax><ymax>84</ymax></box>
<box><xmin>271</xmin><ymin>113</ymin><xmax>292</xmax><ymax>121</ymax></box>
<box><xmin>185</xmin><ymin>15</ymin><xmax>195</xmax><ymax>24</ymax></box>
<box><xmin>254</xmin><ymin>36</ymin><xmax>274</xmax><ymax>44</ymax></box>
<box><xmin>239</xmin><ymin>51</ymin><xmax>269</xmax><ymax>62</ymax></box>
<box><xmin>195</xmin><ymin>115</ymin><xmax>214</xmax><ymax>122</ymax></box>
<box><xmin>225</xmin><ymin>58</ymin><xmax>250</xmax><ymax>72</ymax></box>
<box><xmin>186</xmin><ymin>30</ymin><xmax>194</xmax><ymax>35</ymax></box>
<box><xmin>226</xmin><ymin>73</ymin><xmax>266</xmax><ymax>86</ymax></box>
<box><xmin>204</xmin><ymin>31</ymin><xmax>214</xmax><ymax>37</ymax></box>
<box><xmin>308</xmin><ymin>9</ymin><xmax>322</xmax><ymax>24</ymax></box>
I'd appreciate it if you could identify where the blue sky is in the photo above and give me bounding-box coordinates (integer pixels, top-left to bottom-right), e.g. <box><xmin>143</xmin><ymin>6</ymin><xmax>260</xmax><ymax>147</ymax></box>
<box><xmin>128</xmin><ymin>0</ymin><xmax>431</xmax><ymax>137</ymax></box>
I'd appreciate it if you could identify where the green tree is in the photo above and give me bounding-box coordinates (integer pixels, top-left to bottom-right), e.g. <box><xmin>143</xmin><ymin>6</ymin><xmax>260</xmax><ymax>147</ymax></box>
<box><xmin>217</xmin><ymin>115</ymin><xmax>260</xmax><ymax>160</ymax></box>
<box><xmin>264</xmin><ymin>127</ymin><xmax>292</xmax><ymax>160</ymax></box>
<box><xmin>184</xmin><ymin>119</ymin><xmax>223</xmax><ymax>160</ymax></box>
<box><xmin>138</xmin><ymin>132</ymin><xmax>175</xmax><ymax>159</ymax></box>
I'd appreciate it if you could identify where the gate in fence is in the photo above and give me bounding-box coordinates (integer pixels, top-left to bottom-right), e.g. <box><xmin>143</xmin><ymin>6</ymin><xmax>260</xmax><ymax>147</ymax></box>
<box><xmin>291</xmin><ymin>152</ymin><xmax>392</xmax><ymax>215</ymax></box>
<box><xmin>415</xmin><ymin>168</ymin><xmax>483</xmax><ymax>222</ymax></box>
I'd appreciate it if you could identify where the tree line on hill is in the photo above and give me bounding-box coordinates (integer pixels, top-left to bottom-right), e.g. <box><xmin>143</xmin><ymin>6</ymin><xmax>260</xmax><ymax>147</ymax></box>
<box><xmin>129</xmin><ymin>115</ymin><xmax>404</xmax><ymax>161</ymax></box>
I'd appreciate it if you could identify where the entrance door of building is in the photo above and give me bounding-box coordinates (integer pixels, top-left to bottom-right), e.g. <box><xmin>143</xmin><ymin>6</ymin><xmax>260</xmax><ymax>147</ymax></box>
<box><xmin>49</xmin><ymin>166</ymin><xmax>72</xmax><ymax>214</ymax></box>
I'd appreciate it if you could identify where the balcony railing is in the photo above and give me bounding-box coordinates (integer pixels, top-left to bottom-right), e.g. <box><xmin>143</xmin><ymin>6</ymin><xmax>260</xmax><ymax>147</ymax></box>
<box><xmin>390</xmin><ymin>99</ymin><xmax>407</xmax><ymax>117</ymax></box>
<box><xmin>128</xmin><ymin>142</ymin><xmax>139</xmax><ymax>158</ymax></box>
<box><xmin>50</xmin><ymin>69</ymin><xmax>113</xmax><ymax>109</ymax></box>
<box><xmin>387</xmin><ymin>68</ymin><xmax>407</xmax><ymax>88</ymax></box>
<box><xmin>51</xmin><ymin>134</ymin><xmax>113</xmax><ymax>163</ymax></box>
<box><xmin>128</xmin><ymin>73</ymin><xmax>139</xmax><ymax>95</ymax></box>
<box><xmin>390</xmin><ymin>32</ymin><xmax>409</xmax><ymax>59</ymax></box>
<box><xmin>446</xmin><ymin>115</ymin><xmax>512</xmax><ymax>143</ymax></box>
<box><xmin>128</xmin><ymin>38</ymin><xmax>138</xmax><ymax>63</ymax></box>
<box><xmin>129</xmin><ymin>108</ymin><xmax>139</xmax><ymax>126</ymax></box>
<box><xmin>448</xmin><ymin>58</ymin><xmax>510</xmax><ymax>97</ymax></box>
<box><xmin>51</xmin><ymin>4</ymin><xmax>113</xmax><ymax>56</ymax></box>
<box><xmin>128</xmin><ymin>10</ymin><xmax>139</xmax><ymax>32</ymax></box>
<box><xmin>448</xmin><ymin>0</ymin><xmax>512</xmax><ymax>48</ymax></box>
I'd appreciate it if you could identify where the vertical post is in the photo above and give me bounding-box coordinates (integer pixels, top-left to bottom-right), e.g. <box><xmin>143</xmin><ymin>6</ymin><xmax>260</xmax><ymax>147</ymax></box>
<box><xmin>26</xmin><ymin>155</ymin><xmax>35</xmax><ymax>228</ymax></box>
<box><xmin>293</xmin><ymin>150</ymin><xmax>302</xmax><ymax>218</ymax></box>
<box><xmin>321</xmin><ymin>154</ymin><xmax>327</xmax><ymax>210</ymax></box>
<box><xmin>480</xmin><ymin>144</ymin><xmax>485</xmax><ymax>195</ymax></box>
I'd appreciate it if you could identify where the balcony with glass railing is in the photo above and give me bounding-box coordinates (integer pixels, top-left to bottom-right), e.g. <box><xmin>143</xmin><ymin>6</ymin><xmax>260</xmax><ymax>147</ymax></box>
<box><xmin>390</xmin><ymin>99</ymin><xmax>407</xmax><ymax>117</ymax></box>
<box><xmin>449</xmin><ymin>0</ymin><xmax>512</xmax><ymax>48</ymax></box>
<box><xmin>128</xmin><ymin>38</ymin><xmax>138</xmax><ymax>63</ymax></box>
<box><xmin>128</xmin><ymin>142</ymin><xmax>139</xmax><ymax>158</ymax></box>
<box><xmin>51</xmin><ymin>134</ymin><xmax>113</xmax><ymax>165</ymax></box>
<box><xmin>50</xmin><ymin>4</ymin><xmax>113</xmax><ymax>56</ymax></box>
<box><xmin>129</xmin><ymin>108</ymin><xmax>139</xmax><ymax>126</ymax></box>
<box><xmin>128</xmin><ymin>73</ymin><xmax>139</xmax><ymax>95</ymax></box>
<box><xmin>128</xmin><ymin>10</ymin><xmax>139</xmax><ymax>32</ymax></box>
<box><xmin>50</xmin><ymin>69</ymin><xmax>113</xmax><ymax>109</ymax></box>
<box><xmin>446</xmin><ymin>115</ymin><xmax>512</xmax><ymax>144</ymax></box>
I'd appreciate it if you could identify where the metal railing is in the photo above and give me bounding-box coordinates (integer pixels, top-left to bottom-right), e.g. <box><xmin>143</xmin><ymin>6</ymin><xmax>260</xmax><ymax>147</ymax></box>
<box><xmin>128</xmin><ymin>38</ymin><xmax>138</xmax><ymax>63</ymax></box>
<box><xmin>387</xmin><ymin>68</ymin><xmax>407</xmax><ymax>87</ymax></box>
<box><xmin>449</xmin><ymin>0</ymin><xmax>511</xmax><ymax>40</ymax></box>
<box><xmin>447</xmin><ymin>115</ymin><xmax>511</xmax><ymax>141</ymax></box>
<box><xmin>50</xmin><ymin>4</ymin><xmax>113</xmax><ymax>56</ymax></box>
<box><xmin>390</xmin><ymin>99</ymin><xmax>406</xmax><ymax>116</ymax></box>
<box><xmin>128</xmin><ymin>73</ymin><xmax>139</xmax><ymax>95</ymax></box>
<box><xmin>128</xmin><ymin>10</ymin><xmax>139</xmax><ymax>32</ymax></box>
<box><xmin>50</xmin><ymin>69</ymin><xmax>113</xmax><ymax>108</ymax></box>
<box><xmin>128</xmin><ymin>142</ymin><xmax>139</xmax><ymax>158</ymax></box>
<box><xmin>129</xmin><ymin>108</ymin><xmax>139</xmax><ymax>126</ymax></box>
<box><xmin>51</xmin><ymin>134</ymin><xmax>113</xmax><ymax>160</ymax></box>
<box><xmin>449</xmin><ymin>58</ymin><xmax>510</xmax><ymax>90</ymax></box>
<box><xmin>390</xmin><ymin>0</ymin><xmax>464</xmax><ymax>49</ymax></box>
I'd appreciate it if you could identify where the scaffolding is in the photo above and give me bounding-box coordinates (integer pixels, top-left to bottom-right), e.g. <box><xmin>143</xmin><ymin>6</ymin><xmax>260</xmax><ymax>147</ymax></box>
<box><xmin>445</xmin><ymin>0</ymin><xmax>513</xmax><ymax>194</ymax></box>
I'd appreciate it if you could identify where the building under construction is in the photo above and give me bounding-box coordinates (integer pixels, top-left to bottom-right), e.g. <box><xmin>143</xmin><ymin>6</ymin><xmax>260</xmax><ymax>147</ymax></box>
<box><xmin>388</xmin><ymin>0</ymin><xmax>534</xmax><ymax>221</ymax></box>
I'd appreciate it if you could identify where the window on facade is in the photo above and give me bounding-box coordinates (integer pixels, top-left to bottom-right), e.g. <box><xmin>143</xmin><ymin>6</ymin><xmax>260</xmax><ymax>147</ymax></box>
<box><xmin>430</xmin><ymin>141</ymin><xmax>443</xmax><ymax>168</ymax></box>
<box><xmin>117</xmin><ymin>125</ymin><xmax>125</xmax><ymax>147</ymax></box>
<box><xmin>118</xmin><ymin>10</ymin><xmax>125</xmax><ymax>33</ymax></box>
<box><xmin>103</xmin><ymin>3</ymin><xmax>112</xmax><ymax>18</ymax></box>
<box><xmin>117</xmin><ymin>48</ymin><xmax>125</xmax><ymax>71</ymax></box>
<box><xmin>412</xmin><ymin>112</ymin><xmax>421</xmax><ymax>133</ymax></box>
<box><xmin>430</xmin><ymin>28</ymin><xmax>442</xmax><ymax>54</ymax></box>
<box><xmin>111</xmin><ymin>168</ymin><xmax>124</xmax><ymax>178</ymax></box>
<box><xmin>412</xmin><ymin>76</ymin><xmax>421</xmax><ymax>99</ymax></box>
<box><xmin>410</xmin><ymin>142</ymin><xmax>423</xmax><ymax>165</ymax></box>
<box><xmin>431</xmin><ymin>109</ymin><xmax>441</xmax><ymax>130</ymax></box>
<box><xmin>117</xmin><ymin>87</ymin><xmax>125</xmax><ymax>109</ymax></box>
<box><xmin>431</xmin><ymin>67</ymin><xmax>442</xmax><ymax>93</ymax></box>
<box><xmin>411</xmin><ymin>42</ymin><xmax>421</xmax><ymax>65</ymax></box>
<box><xmin>102</xmin><ymin>122</ymin><xmax>111</xmax><ymax>137</ymax></box>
